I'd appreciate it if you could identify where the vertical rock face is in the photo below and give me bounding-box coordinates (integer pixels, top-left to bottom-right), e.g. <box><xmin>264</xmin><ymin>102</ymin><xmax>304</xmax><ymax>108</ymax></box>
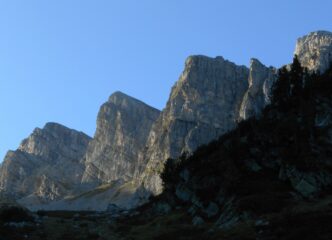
<box><xmin>141</xmin><ymin>56</ymin><xmax>250</xmax><ymax>194</ymax></box>
<box><xmin>81</xmin><ymin>91</ymin><xmax>160</xmax><ymax>186</ymax></box>
<box><xmin>0</xmin><ymin>123</ymin><xmax>91</xmax><ymax>202</ymax></box>
<box><xmin>239</xmin><ymin>59</ymin><xmax>277</xmax><ymax>120</ymax></box>
<box><xmin>295</xmin><ymin>31</ymin><xmax>332</xmax><ymax>73</ymax></box>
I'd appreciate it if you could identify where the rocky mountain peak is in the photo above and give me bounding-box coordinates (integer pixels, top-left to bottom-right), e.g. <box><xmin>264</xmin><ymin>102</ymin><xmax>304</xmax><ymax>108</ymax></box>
<box><xmin>108</xmin><ymin>91</ymin><xmax>141</xmax><ymax>105</ymax></box>
<box><xmin>106</xmin><ymin>91</ymin><xmax>160</xmax><ymax>119</ymax></box>
<box><xmin>168</xmin><ymin>55</ymin><xmax>249</xmax><ymax>121</ymax></box>
<box><xmin>248</xmin><ymin>58</ymin><xmax>270</xmax><ymax>88</ymax></box>
<box><xmin>0</xmin><ymin>122</ymin><xmax>91</xmax><ymax>202</ymax></box>
<box><xmin>183</xmin><ymin>55</ymin><xmax>227</xmax><ymax>70</ymax></box>
<box><xmin>18</xmin><ymin>122</ymin><xmax>91</xmax><ymax>159</ymax></box>
<box><xmin>81</xmin><ymin>92</ymin><xmax>160</xmax><ymax>185</ymax></box>
<box><xmin>43</xmin><ymin>122</ymin><xmax>70</xmax><ymax>131</ymax></box>
<box><xmin>295</xmin><ymin>30</ymin><xmax>332</xmax><ymax>73</ymax></box>
<box><xmin>141</xmin><ymin>55</ymin><xmax>250</xmax><ymax>194</ymax></box>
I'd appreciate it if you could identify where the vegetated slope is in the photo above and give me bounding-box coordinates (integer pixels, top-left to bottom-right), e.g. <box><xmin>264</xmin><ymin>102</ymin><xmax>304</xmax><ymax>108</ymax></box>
<box><xmin>120</xmin><ymin>57</ymin><xmax>332</xmax><ymax>240</ymax></box>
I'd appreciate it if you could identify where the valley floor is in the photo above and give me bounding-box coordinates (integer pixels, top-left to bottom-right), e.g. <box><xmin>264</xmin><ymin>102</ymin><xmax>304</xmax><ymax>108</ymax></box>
<box><xmin>1</xmin><ymin>194</ymin><xmax>332</xmax><ymax>240</ymax></box>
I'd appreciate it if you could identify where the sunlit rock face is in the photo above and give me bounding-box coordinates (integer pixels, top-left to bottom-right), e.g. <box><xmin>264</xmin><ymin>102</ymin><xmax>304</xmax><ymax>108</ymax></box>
<box><xmin>81</xmin><ymin>92</ymin><xmax>160</xmax><ymax>186</ymax></box>
<box><xmin>0</xmin><ymin>123</ymin><xmax>91</xmax><ymax>202</ymax></box>
<box><xmin>239</xmin><ymin>58</ymin><xmax>277</xmax><ymax>120</ymax></box>
<box><xmin>141</xmin><ymin>55</ymin><xmax>250</xmax><ymax>194</ymax></box>
<box><xmin>295</xmin><ymin>31</ymin><xmax>332</xmax><ymax>73</ymax></box>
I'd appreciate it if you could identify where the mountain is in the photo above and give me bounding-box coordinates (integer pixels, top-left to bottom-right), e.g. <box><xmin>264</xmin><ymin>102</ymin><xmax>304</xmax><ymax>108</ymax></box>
<box><xmin>140</xmin><ymin>30</ymin><xmax>332</xmax><ymax>196</ymax></box>
<box><xmin>0</xmin><ymin>123</ymin><xmax>91</xmax><ymax>207</ymax></box>
<box><xmin>239</xmin><ymin>58</ymin><xmax>277</xmax><ymax>120</ymax></box>
<box><xmin>120</xmin><ymin>59</ymin><xmax>332</xmax><ymax>240</ymax></box>
<box><xmin>141</xmin><ymin>56</ymin><xmax>249</xmax><ymax>195</ymax></box>
<box><xmin>1</xmin><ymin>30</ymin><xmax>332</xmax><ymax>211</ymax></box>
<box><xmin>81</xmin><ymin>91</ymin><xmax>160</xmax><ymax>186</ymax></box>
<box><xmin>295</xmin><ymin>31</ymin><xmax>332</xmax><ymax>73</ymax></box>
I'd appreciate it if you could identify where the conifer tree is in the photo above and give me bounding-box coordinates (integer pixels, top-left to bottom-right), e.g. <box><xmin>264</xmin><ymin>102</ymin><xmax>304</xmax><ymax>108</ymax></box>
<box><xmin>271</xmin><ymin>66</ymin><xmax>290</xmax><ymax>107</ymax></box>
<box><xmin>290</xmin><ymin>55</ymin><xmax>304</xmax><ymax>97</ymax></box>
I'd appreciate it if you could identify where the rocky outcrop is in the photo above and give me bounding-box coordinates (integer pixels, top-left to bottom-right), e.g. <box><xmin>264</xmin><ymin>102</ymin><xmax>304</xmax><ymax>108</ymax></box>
<box><xmin>141</xmin><ymin>56</ymin><xmax>250</xmax><ymax>194</ymax></box>
<box><xmin>295</xmin><ymin>31</ymin><xmax>332</xmax><ymax>73</ymax></box>
<box><xmin>239</xmin><ymin>59</ymin><xmax>277</xmax><ymax>120</ymax></box>
<box><xmin>0</xmin><ymin>123</ymin><xmax>91</xmax><ymax>203</ymax></box>
<box><xmin>81</xmin><ymin>92</ymin><xmax>160</xmax><ymax>186</ymax></box>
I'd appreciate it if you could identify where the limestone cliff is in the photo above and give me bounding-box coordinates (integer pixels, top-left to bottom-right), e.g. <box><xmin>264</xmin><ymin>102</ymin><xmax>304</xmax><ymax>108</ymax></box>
<box><xmin>0</xmin><ymin>123</ymin><xmax>91</xmax><ymax>204</ymax></box>
<box><xmin>239</xmin><ymin>59</ymin><xmax>277</xmax><ymax>120</ymax></box>
<box><xmin>81</xmin><ymin>92</ymin><xmax>160</xmax><ymax>186</ymax></box>
<box><xmin>295</xmin><ymin>31</ymin><xmax>332</xmax><ymax>73</ymax></box>
<box><xmin>141</xmin><ymin>56</ymin><xmax>250</xmax><ymax>194</ymax></box>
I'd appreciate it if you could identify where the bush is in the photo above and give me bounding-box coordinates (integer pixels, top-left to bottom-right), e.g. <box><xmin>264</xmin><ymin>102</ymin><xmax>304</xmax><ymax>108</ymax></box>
<box><xmin>0</xmin><ymin>205</ymin><xmax>33</xmax><ymax>223</ymax></box>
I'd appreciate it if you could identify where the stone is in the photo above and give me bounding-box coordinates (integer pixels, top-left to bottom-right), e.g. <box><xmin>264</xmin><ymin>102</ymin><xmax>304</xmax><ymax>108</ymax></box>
<box><xmin>203</xmin><ymin>202</ymin><xmax>219</xmax><ymax>218</ymax></box>
<box><xmin>294</xmin><ymin>179</ymin><xmax>317</xmax><ymax>197</ymax></box>
<box><xmin>188</xmin><ymin>205</ymin><xmax>197</xmax><ymax>216</ymax></box>
<box><xmin>192</xmin><ymin>216</ymin><xmax>205</xmax><ymax>226</ymax></box>
<box><xmin>295</xmin><ymin>31</ymin><xmax>332</xmax><ymax>73</ymax></box>
<box><xmin>0</xmin><ymin>123</ymin><xmax>91</xmax><ymax>205</ymax></box>
<box><xmin>239</xmin><ymin>58</ymin><xmax>277</xmax><ymax>120</ymax></box>
<box><xmin>141</xmin><ymin>55</ymin><xmax>250</xmax><ymax>194</ymax></box>
<box><xmin>81</xmin><ymin>91</ymin><xmax>160</xmax><ymax>186</ymax></box>
<box><xmin>175</xmin><ymin>184</ymin><xmax>193</xmax><ymax>202</ymax></box>
<box><xmin>255</xmin><ymin>219</ymin><xmax>269</xmax><ymax>227</ymax></box>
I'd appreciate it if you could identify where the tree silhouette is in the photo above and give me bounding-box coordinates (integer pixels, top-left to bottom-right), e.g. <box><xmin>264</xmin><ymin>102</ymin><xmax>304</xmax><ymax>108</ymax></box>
<box><xmin>290</xmin><ymin>55</ymin><xmax>304</xmax><ymax>97</ymax></box>
<box><xmin>271</xmin><ymin>66</ymin><xmax>290</xmax><ymax>107</ymax></box>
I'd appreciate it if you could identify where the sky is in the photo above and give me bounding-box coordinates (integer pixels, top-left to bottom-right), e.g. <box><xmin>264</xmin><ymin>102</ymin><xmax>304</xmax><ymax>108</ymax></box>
<box><xmin>1</xmin><ymin>0</ymin><xmax>332</xmax><ymax>162</ymax></box>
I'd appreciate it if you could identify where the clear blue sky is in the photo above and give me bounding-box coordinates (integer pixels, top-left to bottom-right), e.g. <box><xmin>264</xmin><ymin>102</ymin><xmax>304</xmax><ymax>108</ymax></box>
<box><xmin>1</xmin><ymin>0</ymin><xmax>332</xmax><ymax>161</ymax></box>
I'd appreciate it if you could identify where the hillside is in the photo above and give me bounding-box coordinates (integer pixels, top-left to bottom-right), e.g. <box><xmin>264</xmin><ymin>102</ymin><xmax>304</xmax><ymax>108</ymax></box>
<box><xmin>122</xmin><ymin>57</ymin><xmax>332</xmax><ymax>240</ymax></box>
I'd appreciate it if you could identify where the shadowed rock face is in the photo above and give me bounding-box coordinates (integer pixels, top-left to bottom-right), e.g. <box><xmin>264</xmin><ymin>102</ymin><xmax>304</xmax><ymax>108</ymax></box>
<box><xmin>0</xmin><ymin>123</ymin><xmax>91</xmax><ymax>203</ymax></box>
<box><xmin>141</xmin><ymin>56</ymin><xmax>250</xmax><ymax>194</ymax></box>
<box><xmin>295</xmin><ymin>31</ymin><xmax>332</xmax><ymax>73</ymax></box>
<box><xmin>81</xmin><ymin>92</ymin><xmax>160</xmax><ymax>186</ymax></box>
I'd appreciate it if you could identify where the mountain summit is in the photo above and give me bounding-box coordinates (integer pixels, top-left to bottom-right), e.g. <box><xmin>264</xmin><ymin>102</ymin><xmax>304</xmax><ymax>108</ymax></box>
<box><xmin>0</xmin><ymin>123</ymin><xmax>91</xmax><ymax>207</ymax></box>
<box><xmin>295</xmin><ymin>31</ymin><xmax>332</xmax><ymax>73</ymax></box>
<box><xmin>82</xmin><ymin>91</ymin><xmax>160</xmax><ymax>186</ymax></box>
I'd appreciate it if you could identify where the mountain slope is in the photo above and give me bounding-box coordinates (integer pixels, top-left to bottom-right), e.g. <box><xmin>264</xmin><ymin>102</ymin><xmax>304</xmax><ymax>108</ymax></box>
<box><xmin>122</xmin><ymin>57</ymin><xmax>332</xmax><ymax>240</ymax></box>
